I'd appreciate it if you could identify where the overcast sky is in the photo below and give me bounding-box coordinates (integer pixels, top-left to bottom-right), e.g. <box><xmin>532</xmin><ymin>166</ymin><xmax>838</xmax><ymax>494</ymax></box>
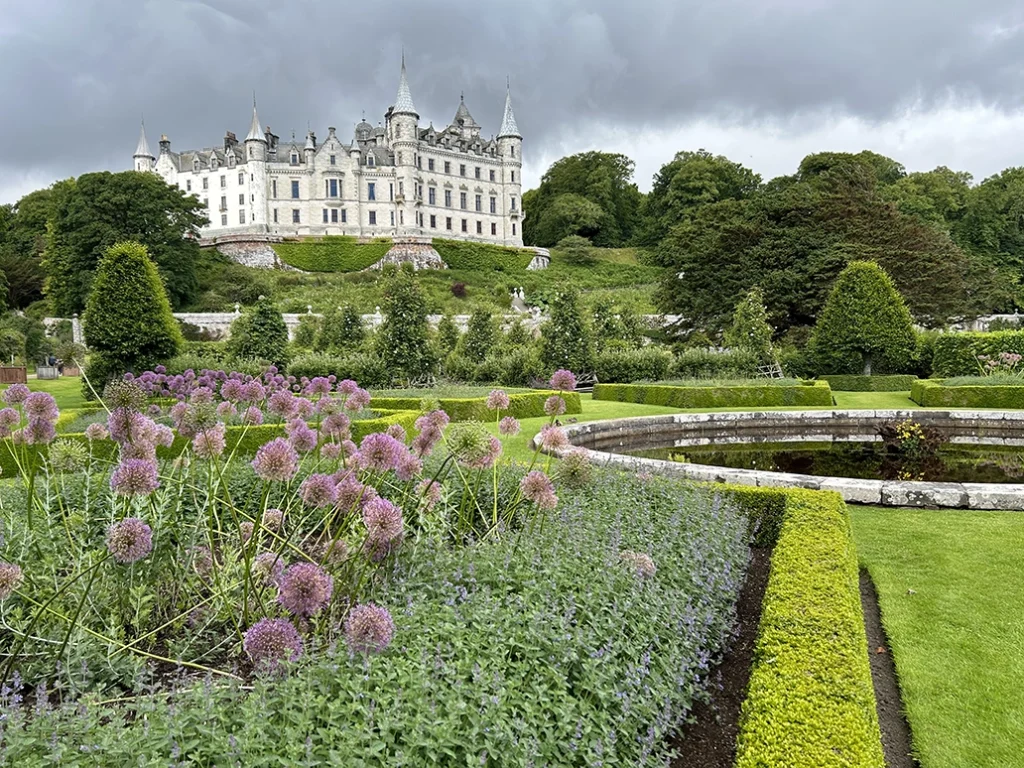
<box><xmin>2</xmin><ymin>0</ymin><xmax>1024</xmax><ymax>204</ymax></box>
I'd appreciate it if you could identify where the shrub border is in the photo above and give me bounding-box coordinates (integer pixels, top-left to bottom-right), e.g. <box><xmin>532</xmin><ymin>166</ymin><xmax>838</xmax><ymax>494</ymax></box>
<box><xmin>910</xmin><ymin>378</ymin><xmax>1024</xmax><ymax>408</ymax></box>
<box><xmin>371</xmin><ymin>391</ymin><xmax>582</xmax><ymax>421</ymax></box>
<box><xmin>819</xmin><ymin>375</ymin><xmax>918</xmax><ymax>392</ymax></box>
<box><xmin>726</xmin><ymin>486</ymin><xmax>885</xmax><ymax>768</ymax></box>
<box><xmin>593</xmin><ymin>380</ymin><xmax>832</xmax><ymax>408</ymax></box>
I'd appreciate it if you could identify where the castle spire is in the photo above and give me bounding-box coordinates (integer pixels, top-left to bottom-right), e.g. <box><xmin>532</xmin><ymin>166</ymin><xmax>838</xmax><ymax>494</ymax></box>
<box><xmin>497</xmin><ymin>82</ymin><xmax>521</xmax><ymax>139</ymax></box>
<box><xmin>134</xmin><ymin>119</ymin><xmax>154</xmax><ymax>158</ymax></box>
<box><xmin>245</xmin><ymin>94</ymin><xmax>266</xmax><ymax>142</ymax></box>
<box><xmin>394</xmin><ymin>53</ymin><xmax>419</xmax><ymax>117</ymax></box>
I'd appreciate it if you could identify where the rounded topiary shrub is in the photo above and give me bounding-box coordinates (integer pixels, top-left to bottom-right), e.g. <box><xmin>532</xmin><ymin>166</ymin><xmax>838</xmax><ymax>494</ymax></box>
<box><xmin>227</xmin><ymin>297</ymin><xmax>290</xmax><ymax>368</ymax></box>
<box><xmin>808</xmin><ymin>260</ymin><xmax>917</xmax><ymax>375</ymax></box>
<box><xmin>82</xmin><ymin>240</ymin><xmax>182</xmax><ymax>396</ymax></box>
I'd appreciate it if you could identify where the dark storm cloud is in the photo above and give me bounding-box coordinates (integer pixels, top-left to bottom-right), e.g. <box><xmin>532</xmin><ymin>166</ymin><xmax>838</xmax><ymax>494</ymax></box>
<box><xmin>1</xmin><ymin>0</ymin><xmax>1023</xmax><ymax>198</ymax></box>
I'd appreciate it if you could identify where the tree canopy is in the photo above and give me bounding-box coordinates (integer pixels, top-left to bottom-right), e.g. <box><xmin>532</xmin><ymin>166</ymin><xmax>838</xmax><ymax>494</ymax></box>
<box><xmin>43</xmin><ymin>171</ymin><xmax>207</xmax><ymax>315</ymax></box>
<box><xmin>0</xmin><ymin>188</ymin><xmax>54</xmax><ymax>309</ymax></box>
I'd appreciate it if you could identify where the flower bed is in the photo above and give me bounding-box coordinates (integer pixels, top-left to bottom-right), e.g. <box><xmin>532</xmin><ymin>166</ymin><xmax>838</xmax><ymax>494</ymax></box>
<box><xmin>819</xmin><ymin>375</ymin><xmax>918</xmax><ymax>392</ymax></box>
<box><xmin>372</xmin><ymin>389</ymin><xmax>583</xmax><ymax>422</ymax></box>
<box><xmin>910</xmin><ymin>378</ymin><xmax>1024</xmax><ymax>408</ymax></box>
<box><xmin>593</xmin><ymin>380</ymin><xmax>833</xmax><ymax>409</ymax></box>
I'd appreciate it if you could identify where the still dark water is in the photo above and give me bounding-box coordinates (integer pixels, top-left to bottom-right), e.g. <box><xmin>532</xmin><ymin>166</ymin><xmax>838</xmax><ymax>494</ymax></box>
<box><xmin>625</xmin><ymin>442</ymin><xmax>1024</xmax><ymax>484</ymax></box>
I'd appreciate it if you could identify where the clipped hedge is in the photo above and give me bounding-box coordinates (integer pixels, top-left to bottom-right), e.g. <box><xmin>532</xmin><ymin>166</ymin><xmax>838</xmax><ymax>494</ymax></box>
<box><xmin>0</xmin><ymin>410</ymin><xmax>420</xmax><ymax>478</ymax></box>
<box><xmin>372</xmin><ymin>391</ymin><xmax>582</xmax><ymax>422</ymax></box>
<box><xmin>593</xmin><ymin>346</ymin><xmax>673</xmax><ymax>383</ymax></box>
<box><xmin>272</xmin><ymin>236</ymin><xmax>393</xmax><ymax>273</ymax></box>
<box><xmin>910</xmin><ymin>378</ymin><xmax>1024</xmax><ymax>408</ymax></box>
<box><xmin>432</xmin><ymin>238</ymin><xmax>535</xmax><ymax>271</ymax></box>
<box><xmin>727</xmin><ymin>486</ymin><xmax>885</xmax><ymax>768</ymax></box>
<box><xmin>672</xmin><ymin>348</ymin><xmax>761</xmax><ymax>379</ymax></box>
<box><xmin>288</xmin><ymin>352</ymin><xmax>392</xmax><ymax>389</ymax></box>
<box><xmin>819</xmin><ymin>374</ymin><xmax>918</xmax><ymax>392</ymax></box>
<box><xmin>593</xmin><ymin>380</ymin><xmax>832</xmax><ymax>409</ymax></box>
<box><xmin>931</xmin><ymin>330</ymin><xmax>1024</xmax><ymax>377</ymax></box>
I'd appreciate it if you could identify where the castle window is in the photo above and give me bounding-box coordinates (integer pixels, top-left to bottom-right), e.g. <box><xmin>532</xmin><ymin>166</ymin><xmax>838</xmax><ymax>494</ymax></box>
<box><xmin>341</xmin><ymin>209</ymin><xmax>347</xmax><ymax>223</ymax></box>
<box><xmin>446</xmin><ymin>217</ymin><xmax>452</xmax><ymax>230</ymax></box>
<box><xmin>475</xmin><ymin>167</ymin><xmax>481</xmax><ymax>180</ymax></box>
<box><xmin>239</xmin><ymin>194</ymin><xmax>245</xmax><ymax>205</ymax></box>
<box><xmin>331</xmin><ymin>209</ymin><xmax>338</xmax><ymax>223</ymax></box>
<box><xmin>220</xmin><ymin>175</ymin><xmax>227</xmax><ymax>189</ymax></box>
<box><xmin>512</xmin><ymin>223</ymin><xmax>517</xmax><ymax>236</ymax></box>
<box><xmin>416</xmin><ymin>156</ymin><xmax>422</xmax><ymax>169</ymax></box>
<box><xmin>328</xmin><ymin>179</ymin><xmax>338</xmax><ymax>198</ymax></box>
<box><xmin>330</xmin><ymin>154</ymin><xmax>336</xmax><ymax>165</ymax></box>
<box><xmin>221</xmin><ymin>214</ymin><xmax>228</xmax><ymax>226</ymax></box>
<box><xmin>323</xmin><ymin>209</ymin><xmax>329</xmax><ymax>223</ymax></box>
<box><xmin>444</xmin><ymin>161</ymin><xmax>451</xmax><ymax>174</ymax></box>
<box><xmin>220</xmin><ymin>195</ymin><xmax>227</xmax><ymax>210</ymax></box>
<box><xmin>475</xmin><ymin>194</ymin><xmax>482</xmax><ymax>212</ymax></box>
<box><xmin>369</xmin><ymin>211</ymin><xmax>377</xmax><ymax>226</ymax></box>
<box><xmin>292</xmin><ymin>209</ymin><xmax>300</xmax><ymax>223</ymax></box>
<box><xmin>428</xmin><ymin>188</ymin><xmax>436</xmax><ymax>205</ymax></box>
<box><xmin>391</xmin><ymin>211</ymin><xmax>396</xmax><ymax>226</ymax></box>
<box><xmin>390</xmin><ymin>183</ymin><xmax>394</xmax><ymax>201</ymax></box>
<box><xmin>476</xmin><ymin>221</ymin><xmax>483</xmax><ymax>234</ymax></box>
<box><xmin>491</xmin><ymin>222</ymin><xmax>497</xmax><ymax>236</ymax></box>
<box><xmin>511</xmin><ymin>171</ymin><xmax>516</xmax><ymax>183</ymax></box>
<box><xmin>399</xmin><ymin>181</ymin><xmax>404</xmax><ymax>196</ymax></box>
<box><xmin>271</xmin><ymin>179</ymin><xmax>277</xmax><ymax>197</ymax></box>
<box><xmin>428</xmin><ymin>158</ymin><xmax>435</xmax><ymax>171</ymax></box>
<box><xmin>459</xmin><ymin>164</ymin><xmax>466</xmax><ymax>177</ymax></box>
<box><xmin>290</xmin><ymin>152</ymin><xmax>299</xmax><ymax>165</ymax></box>
<box><xmin>193</xmin><ymin>159</ymin><xmax>200</xmax><ymax>172</ymax></box>
<box><xmin>460</xmin><ymin>192</ymin><xmax>467</xmax><ymax>210</ymax></box>
<box><xmin>291</xmin><ymin>180</ymin><xmax>300</xmax><ymax>199</ymax></box>
<box><xmin>238</xmin><ymin>172</ymin><xmax>244</xmax><ymax>185</ymax></box>
<box><xmin>368</xmin><ymin>182</ymin><xmax>376</xmax><ymax>201</ymax></box>
<box><xmin>239</xmin><ymin>210</ymin><xmax>245</xmax><ymax>224</ymax></box>
<box><xmin>490</xmin><ymin>196</ymin><xmax>497</xmax><ymax>214</ymax></box>
<box><xmin>368</xmin><ymin>155</ymin><xmax>375</xmax><ymax>167</ymax></box>
<box><xmin>273</xmin><ymin>209</ymin><xmax>278</xmax><ymax>223</ymax></box>
<box><xmin>511</xmin><ymin>146</ymin><xmax>516</xmax><ymax>158</ymax></box>
<box><xmin>203</xmin><ymin>177</ymin><xmax>209</xmax><ymax>190</ymax></box>
<box><xmin>489</xmin><ymin>169</ymin><xmax>496</xmax><ymax>182</ymax></box>
<box><xmin>511</xmin><ymin>196</ymin><xmax>517</xmax><ymax>211</ymax></box>
<box><xmin>445</xmin><ymin>190</ymin><xmax>452</xmax><ymax>207</ymax></box>
<box><xmin>430</xmin><ymin>214</ymin><xmax>436</xmax><ymax>229</ymax></box>
<box><xmin>249</xmin><ymin>146</ymin><xmax>254</xmax><ymax>158</ymax></box>
<box><xmin>461</xmin><ymin>218</ymin><xmax>468</xmax><ymax>232</ymax></box>
<box><xmin>186</xmin><ymin>180</ymin><xmax>192</xmax><ymax>192</ymax></box>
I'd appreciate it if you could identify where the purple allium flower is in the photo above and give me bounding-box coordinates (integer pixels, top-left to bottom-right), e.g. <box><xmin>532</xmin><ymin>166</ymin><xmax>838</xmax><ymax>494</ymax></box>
<box><xmin>84</xmin><ymin>422</ymin><xmax>110</xmax><ymax>441</ymax></box>
<box><xmin>294</xmin><ymin>398</ymin><xmax>316</xmax><ymax>419</ymax></box>
<box><xmin>169</xmin><ymin>401</ymin><xmax>189</xmax><ymax>423</ymax></box>
<box><xmin>344</xmin><ymin>603</ymin><xmax>395</xmax><ymax>654</ymax></box>
<box><xmin>287</xmin><ymin>422</ymin><xmax>319</xmax><ymax>454</ymax></box>
<box><xmin>277</xmin><ymin>562</ymin><xmax>333</xmax><ymax>617</ymax></box>
<box><xmin>340</xmin><ymin>439</ymin><xmax>359</xmax><ymax>458</ymax></box>
<box><xmin>321</xmin><ymin>413</ymin><xmax>351</xmax><ymax>440</ymax></box>
<box><xmin>119</xmin><ymin>439</ymin><xmax>156</xmax><ymax>462</ymax></box>
<box><xmin>251</xmin><ymin>552</ymin><xmax>285</xmax><ymax>586</ymax></box>
<box><xmin>307</xmin><ymin>536</ymin><xmax>349</xmax><ymax>566</ymax></box>
<box><xmin>520</xmin><ymin>470</ymin><xmax>558</xmax><ymax>511</ymax></box>
<box><xmin>320</xmin><ymin>442</ymin><xmax>342</xmax><ymax>460</ymax></box>
<box><xmin>360</xmin><ymin>433</ymin><xmax>405</xmax><ymax>472</ymax></box>
<box><xmin>0</xmin><ymin>407</ymin><xmax>20</xmax><ymax>430</ymax></box>
<box><xmin>337</xmin><ymin>379</ymin><xmax>359</xmax><ymax>395</ymax></box>
<box><xmin>416</xmin><ymin>479</ymin><xmax>443</xmax><ymax>510</ymax></box>
<box><xmin>241</xmin><ymin>406</ymin><xmax>264</xmax><ymax>426</ymax></box>
<box><xmin>486</xmin><ymin>389</ymin><xmax>511</xmax><ymax>411</ymax></box>
<box><xmin>23</xmin><ymin>392</ymin><xmax>58</xmax><ymax>422</ymax></box>
<box><xmin>251</xmin><ymin>438</ymin><xmax>299</xmax><ymax>482</ymax></box>
<box><xmin>2</xmin><ymin>383</ymin><xmax>30</xmax><ymax>405</ymax></box>
<box><xmin>106</xmin><ymin>518</ymin><xmax>154</xmax><ymax>563</ymax></box>
<box><xmin>544</xmin><ymin>395</ymin><xmax>566</xmax><ymax>417</ymax></box>
<box><xmin>220</xmin><ymin>379</ymin><xmax>246</xmax><ymax>403</ymax></box>
<box><xmin>395</xmin><ymin>452</ymin><xmax>423</xmax><ymax>481</ymax></box>
<box><xmin>192</xmin><ymin>423</ymin><xmax>227</xmax><ymax>460</ymax></box>
<box><xmin>262</xmin><ymin>508</ymin><xmax>284</xmax><ymax>531</ymax></box>
<box><xmin>411</xmin><ymin>427</ymin><xmax>442</xmax><ymax>458</ymax></box>
<box><xmin>147</xmin><ymin>404</ymin><xmax>163</xmax><ymax>418</ymax></box>
<box><xmin>299</xmin><ymin>473</ymin><xmax>339</xmax><ymax>508</ymax></box>
<box><xmin>334</xmin><ymin>472</ymin><xmax>369</xmax><ymax>511</ymax></box>
<box><xmin>619</xmin><ymin>550</ymin><xmax>657</xmax><ymax>579</ymax></box>
<box><xmin>23</xmin><ymin>417</ymin><xmax>56</xmax><ymax>445</ymax></box>
<box><xmin>243</xmin><ymin>618</ymin><xmax>303</xmax><ymax>670</ymax></box>
<box><xmin>549</xmin><ymin>369</ymin><xmax>577</xmax><ymax>392</ymax></box>
<box><xmin>498</xmin><ymin>416</ymin><xmax>521</xmax><ymax>436</ymax></box>
<box><xmin>239</xmin><ymin>521</ymin><xmax>255</xmax><ymax>544</ymax></box>
<box><xmin>267</xmin><ymin>391</ymin><xmax>297</xmax><ymax>419</ymax></box>
<box><xmin>344</xmin><ymin>388</ymin><xmax>371</xmax><ymax>411</ymax></box>
<box><xmin>385</xmin><ymin>423</ymin><xmax>407</xmax><ymax>443</ymax></box>
<box><xmin>189</xmin><ymin>387</ymin><xmax>215</xmax><ymax>405</ymax></box>
<box><xmin>539</xmin><ymin>425</ymin><xmax>569</xmax><ymax>452</ymax></box>
<box><xmin>110</xmin><ymin>459</ymin><xmax>160</xmax><ymax>496</ymax></box>
<box><xmin>0</xmin><ymin>561</ymin><xmax>24</xmax><ymax>600</ymax></box>
<box><xmin>153</xmin><ymin>424</ymin><xmax>175</xmax><ymax>448</ymax></box>
<box><xmin>216</xmin><ymin>401</ymin><xmax>237</xmax><ymax>420</ymax></box>
<box><xmin>362</xmin><ymin>497</ymin><xmax>404</xmax><ymax>545</ymax></box>
<box><xmin>463</xmin><ymin>436</ymin><xmax>502</xmax><ymax>470</ymax></box>
<box><xmin>244</xmin><ymin>381</ymin><xmax>266</xmax><ymax>403</ymax></box>
<box><xmin>304</xmin><ymin>377</ymin><xmax>333</xmax><ymax>397</ymax></box>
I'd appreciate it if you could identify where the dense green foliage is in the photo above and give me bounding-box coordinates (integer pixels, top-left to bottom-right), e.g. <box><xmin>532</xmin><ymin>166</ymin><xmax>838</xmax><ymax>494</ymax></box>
<box><xmin>541</xmin><ymin>287</ymin><xmax>593</xmax><ymax>373</ymax></box>
<box><xmin>272</xmin><ymin>236</ymin><xmax>393</xmax><ymax>272</ymax></box>
<box><xmin>524</xmin><ymin>152</ymin><xmax>644</xmax><ymax>247</ymax></box>
<box><xmin>375</xmin><ymin>265</ymin><xmax>435</xmax><ymax>380</ymax></box>
<box><xmin>910</xmin><ymin>378</ymin><xmax>1024</xmax><ymax>408</ymax></box>
<box><xmin>287</xmin><ymin>352</ymin><xmax>391</xmax><ymax>388</ymax></box>
<box><xmin>292</xmin><ymin>313</ymin><xmax>320</xmax><ymax>349</ymax></box>
<box><xmin>0</xmin><ymin>188</ymin><xmax>53</xmax><ymax>308</ymax></box>
<box><xmin>671</xmin><ymin>348</ymin><xmax>762</xmax><ymax>379</ymax></box>
<box><xmin>725</xmin><ymin>287</ymin><xmax>776</xmax><ymax>365</ymax></box>
<box><xmin>43</xmin><ymin>171</ymin><xmax>207</xmax><ymax>313</ymax></box>
<box><xmin>433</xmin><ymin>239</ymin><xmax>535</xmax><ymax>271</ymax></box>
<box><xmin>459</xmin><ymin>308</ymin><xmax>498</xmax><ymax>362</ymax></box>
<box><xmin>930</xmin><ymin>330</ymin><xmax>1024</xmax><ymax>377</ymax></box>
<box><xmin>593</xmin><ymin>380</ymin><xmax>832</xmax><ymax>408</ymax></box>
<box><xmin>818</xmin><ymin>374</ymin><xmax>919</xmax><ymax>392</ymax></box>
<box><xmin>592</xmin><ymin>347</ymin><xmax>673</xmax><ymax>383</ymax></box>
<box><xmin>808</xmin><ymin>261</ymin><xmax>917</xmax><ymax>375</ymax></box>
<box><xmin>731</xmin><ymin>488</ymin><xmax>884</xmax><ymax>768</ymax></box>
<box><xmin>556</xmin><ymin>234</ymin><xmax>596</xmax><ymax>266</ymax></box>
<box><xmin>315</xmin><ymin>305</ymin><xmax>365</xmax><ymax>353</ymax></box>
<box><xmin>226</xmin><ymin>298</ymin><xmax>290</xmax><ymax>367</ymax></box>
<box><xmin>81</xmin><ymin>241</ymin><xmax>182</xmax><ymax>391</ymax></box>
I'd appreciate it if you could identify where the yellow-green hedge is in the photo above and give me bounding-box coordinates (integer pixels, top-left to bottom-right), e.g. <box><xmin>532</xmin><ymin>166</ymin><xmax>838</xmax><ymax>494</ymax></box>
<box><xmin>371</xmin><ymin>391</ymin><xmax>582</xmax><ymax>421</ymax></box>
<box><xmin>725</xmin><ymin>486</ymin><xmax>884</xmax><ymax>768</ymax></box>
<box><xmin>911</xmin><ymin>378</ymin><xmax>1024</xmax><ymax>408</ymax></box>
<box><xmin>593</xmin><ymin>380</ymin><xmax>833</xmax><ymax>408</ymax></box>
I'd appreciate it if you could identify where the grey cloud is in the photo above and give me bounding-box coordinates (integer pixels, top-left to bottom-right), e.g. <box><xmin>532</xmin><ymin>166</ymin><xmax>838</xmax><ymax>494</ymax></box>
<box><xmin>1</xmin><ymin>0</ymin><xmax>1023</xmax><ymax>200</ymax></box>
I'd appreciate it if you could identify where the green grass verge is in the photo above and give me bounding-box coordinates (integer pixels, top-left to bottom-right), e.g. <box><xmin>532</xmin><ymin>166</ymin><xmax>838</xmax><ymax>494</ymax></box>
<box><xmin>851</xmin><ymin>508</ymin><xmax>1024</xmax><ymax>767</ymax></box>
<box><xmin>272</xmin><ymin>236</ymin><xmax>393</xmax><ymax>272</ymax></box>
<box><xmin>731</xmin><ymin>487</ymin><xmax>884</xmax><ymax>768</ymax></box>
<box><xmin>911</xmin><ymin>378</ymin><xmax>1024</xmax><ymax>408</ymax></box>
<box><xmin>1</xmin><ymin>377</ymin><xmax>89</xmax><ymax>411</ymax></box>
<box><xmin>593</xmin><ymin>380</ymin><xmax>833</xmax><ymax>409</ymax></box>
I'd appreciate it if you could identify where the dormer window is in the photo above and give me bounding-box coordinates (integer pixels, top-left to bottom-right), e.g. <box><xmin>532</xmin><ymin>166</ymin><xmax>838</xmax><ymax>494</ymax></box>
<box><xmin>192</xmin><ymin>158</ymin><xmax>200</xmax><ymax>172</ymax></box>
<box><xmin>367</xmin><ymin>155</ymin><xmax>375</xmax><ymax>167</ymax></box>
<box><xmin>290</xmin><ymin>152</ymin><xmax>299</xmax><ymax>165</ymax></box>
<box><xmin>228</xmin><ymin>153</ymin><xmax>235</xmax><ymax>168</ymax></box>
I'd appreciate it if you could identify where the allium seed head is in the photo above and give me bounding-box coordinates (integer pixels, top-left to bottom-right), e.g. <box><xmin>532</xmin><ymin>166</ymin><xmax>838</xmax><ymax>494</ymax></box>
<box><xmin>106</xmin><ymin>518</ymin><xmax>154</xmax><ymax>563</ymax></box>
<box><xmin>0</xmin><ymin>561</ymin><xmax>24</xmax><ymax>600</ymax></box>
<box><xmin>261</xmin><ymin>508</ymin><xmax>284</xmax><ymax>531</ymax></box>
<box><xmin>619</xmin><ymin>550</ymin><xmax>657</xmax><ymax>579</ymax></box>
<box><xmin>243</xmin><ymin>618</ymin><xmax>303</xmax><ymax>670</ymax></box>
<box><xmin>110</xmin><ymin>459</ymin><xmax>160</xmax><ymax>496</ymax></box>
<box><xmin>344</xmin><ymin>603</ymin><xmax>395</xmax><ymax>654</ymax></box>
<box><xmin>251</xmin><ymin>552</ymin><xmax>286</xmax><ymax>586</ymax></box>
<box><xmin>277</xmin><ymin>562</ymin><xmax>333</xmax><ymax>617</ymax></box>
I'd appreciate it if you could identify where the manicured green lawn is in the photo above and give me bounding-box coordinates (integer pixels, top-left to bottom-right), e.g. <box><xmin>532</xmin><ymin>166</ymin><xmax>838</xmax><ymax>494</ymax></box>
<box><xmin>1</xmin><ymin>376</ymin><xmax>87</xmax><ymax>411</ymax></box>
<box><xmin>851</xmin><ymin>508</ymin><xmax>1024</xmax><ymax>767</ymax></box>
<box><xmin>833</xmin><ymin>390</ymin><xmax>918</xmax><ymax>409</ymax></box>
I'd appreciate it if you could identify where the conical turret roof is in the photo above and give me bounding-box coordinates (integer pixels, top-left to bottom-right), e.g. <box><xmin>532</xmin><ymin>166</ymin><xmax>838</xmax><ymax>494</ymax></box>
<box><xmin>498</xmin><ymin>86</ymin><xmax>521</xmax><ymax>139</ymax></box>
<box><xmin>134</xmin><ymin>120</ymin><xmax>154</xmax><ymax>158</ymax></box>
<box><xmin>246</xmin><ymin>96</ymin><xmax>266</xmax><ymax>142</ymax></box>
<box><xmin>394</xmin><ymin>54</ymin><xmax>418</xmax><ymax>117</ymax></box>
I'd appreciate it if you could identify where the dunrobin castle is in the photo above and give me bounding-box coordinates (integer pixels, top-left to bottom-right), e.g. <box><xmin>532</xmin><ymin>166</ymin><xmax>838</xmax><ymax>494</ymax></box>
<box><xmin>132</xmin><ymin>57</ymin><xmax>524</xmax><ymax>247</ymax></box>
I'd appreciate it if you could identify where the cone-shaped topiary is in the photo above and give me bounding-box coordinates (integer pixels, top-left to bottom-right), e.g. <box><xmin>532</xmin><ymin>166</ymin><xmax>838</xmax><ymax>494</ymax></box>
<box><xmin>376</xmin><ymin>264</ymin><xmax>435</xmax><ymax>381</ymax></box>
<box><xmin>227</xmin><ymin>297</ymin><xmax>289</xmax><ymax>367</ymax></box>
<box><xmin>541</xmin><ymin>287</ymin><xmax>593</xmax><ymax>374</ymax></box>
<box><xmin>82</xmin><ymin>240</ymin><xmax>182</xmax><ymax>394</ymax></box>
<box><xmin>725</xmin><ymin>286</ymin><xmax>775</xmax><ymax>365</ymax></box>
<box><xmin>808</xmin><ymin>260</ymin><xmax>917</xmax><ymax>375</ymax></box>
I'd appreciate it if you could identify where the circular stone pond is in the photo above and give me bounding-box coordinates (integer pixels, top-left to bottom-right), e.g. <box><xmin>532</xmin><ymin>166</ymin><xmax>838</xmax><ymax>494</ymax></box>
<box><xmin>537</xmin><ymin>410</ymin><xmax>1024</xmax><ymax>510</ymax></box>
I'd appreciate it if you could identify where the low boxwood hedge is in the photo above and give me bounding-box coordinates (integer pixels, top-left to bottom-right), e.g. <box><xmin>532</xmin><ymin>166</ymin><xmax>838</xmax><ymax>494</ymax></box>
<box><xmin>0</xmin><ymin>410</ymin><xmax>420</xmax><ymax>477</ymax></box>
<box><xmin>910</xmin><ymin>378</ymin><xmax>1024</xmax><ymax>408</ymax></box>
<box><xmin>371</xmin><ymin>391</ymin><xmax>582</xmax><ymax>422</ymax></box>
<box><xmin>272</xmin><ymin>236</ymin><xmax>393</xmax><ymax>272</ymax></box>
<box><xmin>819</xmin><ymin>374</ymin><xmax>918</xmax><ymax>392</ymax></box>
<box><xmin>592</xmin><ymin>380</ymin><xmax>832</xmax><ymax>409</ymax></box>
<box><xmin>931</xmin><ymin>330</ymin><xmax>1024</xmax><ymax>377</ymax></box>
<box><xmin>727</xmin><ymin>486</ymin><xmax>885</xmax><ymax>768</ymax></box>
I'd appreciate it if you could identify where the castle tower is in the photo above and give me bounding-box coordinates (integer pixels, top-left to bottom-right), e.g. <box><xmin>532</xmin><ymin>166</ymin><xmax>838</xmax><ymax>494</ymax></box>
<box><xmin>133</xmin><ymin>120</ymin><xmax>155</xmax><ymax>172</ymax></box>
<box><xmin>392</xmin><ymin>54</ymin><xmax>420</xmax><ymax>235</ymax></box>
<box><xmin>244</xmin><ymin>97</ymin><xmax>268</xmax><ymax>230</ymax></box>
<box><xmin>496</xmin><ymin>83</ymin><xmax>523</xmax><ymax>246</ymax></box>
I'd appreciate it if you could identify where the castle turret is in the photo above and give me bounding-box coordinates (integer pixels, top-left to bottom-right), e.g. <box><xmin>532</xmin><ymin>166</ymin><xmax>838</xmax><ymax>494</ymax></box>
<box><xmin>133</xmin><ymin>120</ymin><xmax>155</xmax><ymax>172</ymax></box>
<box><xmin>496</xmin><ymin>83</ymin><xmax>523</xmax><ymax>246</ymax></box>
<box><xmin>244</xmin><ymin>97</ymin><xmax>268</xmax><ymax>230</ymax></box>
<box><xmin>392</xmin><ymin>54</ymin><xmax>419</xmax><ymax>235</ymax></box>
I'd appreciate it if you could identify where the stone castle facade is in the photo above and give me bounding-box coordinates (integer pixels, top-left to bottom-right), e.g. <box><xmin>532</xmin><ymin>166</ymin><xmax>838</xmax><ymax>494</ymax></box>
<box><xmin>132</xmin><ymin>58</ymin><xmax>524</xmax><ymax>247</ymax></box>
